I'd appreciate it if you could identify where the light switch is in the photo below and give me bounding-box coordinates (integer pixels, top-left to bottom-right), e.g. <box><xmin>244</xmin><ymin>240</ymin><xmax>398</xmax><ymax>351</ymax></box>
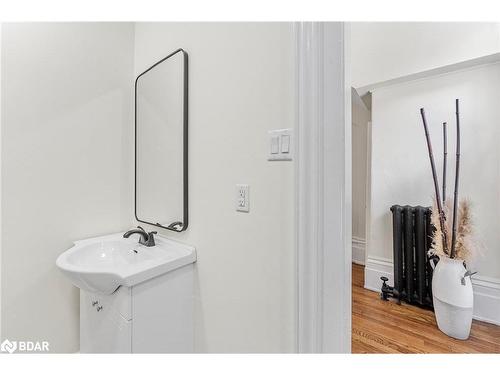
<box><xmin>236</xmin><ymin>184</ymin><xmax>249</xmax><ymax>212</ymax></box>
<box><xmin>281</xmin><ymin>134</ymin><xmax>290</xmax><ymax>153</ymax></box>
<box><xmin>271</xmin><ymin>136</ymin><xmax>279</xmax><ymax>154</ymax></box>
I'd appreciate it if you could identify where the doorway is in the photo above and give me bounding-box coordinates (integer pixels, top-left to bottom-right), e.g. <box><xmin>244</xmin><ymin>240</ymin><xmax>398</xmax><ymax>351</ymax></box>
<box><xmin>349</xmin><ymin>22</ymin><xmax>500</xmax><ymax>353</ymax></box>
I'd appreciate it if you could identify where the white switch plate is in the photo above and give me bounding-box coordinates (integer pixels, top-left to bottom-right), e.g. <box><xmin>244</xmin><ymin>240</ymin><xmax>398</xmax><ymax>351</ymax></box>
<box><xmin>236</xmin><ymin>184</ymin><xmax>249</xmax><ymax>212</ymax></box>
<box><xmin>268</xmin><ymin>129</ymin><xmax>293</xmax><ymax>161</ymax></box>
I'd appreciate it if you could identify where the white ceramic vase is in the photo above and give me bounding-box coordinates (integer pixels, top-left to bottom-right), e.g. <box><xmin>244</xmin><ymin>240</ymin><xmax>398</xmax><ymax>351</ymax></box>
<box><xmin>431</xmin><ymin>256</ymin><xmax>473</xmax><ymax>340</ymax></box>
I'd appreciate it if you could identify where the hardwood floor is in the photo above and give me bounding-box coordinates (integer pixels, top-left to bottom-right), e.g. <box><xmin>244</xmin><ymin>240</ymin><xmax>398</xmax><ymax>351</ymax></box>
<box><xmin>351</xmin><ymin>263</ymin><xmax>500</xmax><ymax>353</ymax></box>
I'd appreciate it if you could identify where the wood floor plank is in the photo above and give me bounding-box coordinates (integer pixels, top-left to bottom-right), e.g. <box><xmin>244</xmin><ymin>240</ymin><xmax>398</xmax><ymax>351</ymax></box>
<box><xmin>351</xmin><ymin>263</ymin><xmax>500</xmax><ymax>353</ymax></box>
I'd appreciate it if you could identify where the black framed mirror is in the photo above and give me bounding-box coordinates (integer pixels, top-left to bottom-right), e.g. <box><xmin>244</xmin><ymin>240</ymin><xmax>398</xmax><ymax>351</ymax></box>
<box><xmin>134</xmin><ymin>48</ymin><xmax>188</xmax><ymax>232</ymax></box>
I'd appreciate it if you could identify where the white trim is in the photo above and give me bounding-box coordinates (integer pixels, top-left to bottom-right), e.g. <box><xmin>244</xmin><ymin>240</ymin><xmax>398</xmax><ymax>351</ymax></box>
<box><xmin>364</xmin><ymin>120</ymin><xmax>372</xmax><ymax>271</ymax></box>
<box><xmin>352</xmin><ymin>237</ymin><xmax>366</xmax><ymax>265</ymax></box>
<box><xmin>295</xmin><ymin>22</ymin><xmax>351</xmax><ymax>353</ymax></box>
<box><xmin>356</xmin><ymin>52</ymin><xmax>500</xmax><ymax>97</ymax></box>
<box><xmin>364</xmin><ymin>256</ymin><xmax>394</xmax><ymax>293</ymax></box>
<box><xmin>364</xmin><ymin>256</ymin><xmax>500</xmax><ymax>326</ymax></box>
<box><xmin>0</xmin><ymin>25</ymin><xmax>2</xmax><ymax>340</ymax></box>
<box><xmin>471</xmin><ymin>275</ymin><xmax>500</xmax><ymax>325</ymax></box>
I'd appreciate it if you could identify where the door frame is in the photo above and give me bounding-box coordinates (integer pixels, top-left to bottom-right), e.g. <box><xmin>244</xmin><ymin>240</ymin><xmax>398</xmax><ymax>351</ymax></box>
<box><xmin>295</xmin><ymin>22</ymin><xmax>352</xmax><ymax>353</ymax></box>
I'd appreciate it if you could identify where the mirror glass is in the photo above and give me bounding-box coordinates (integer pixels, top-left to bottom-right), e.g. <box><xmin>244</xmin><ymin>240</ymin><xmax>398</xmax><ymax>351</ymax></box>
<box><xmin>135</xmin><ymin>49</ymin><xmax>188</xmax><ymax>232</ymax></box>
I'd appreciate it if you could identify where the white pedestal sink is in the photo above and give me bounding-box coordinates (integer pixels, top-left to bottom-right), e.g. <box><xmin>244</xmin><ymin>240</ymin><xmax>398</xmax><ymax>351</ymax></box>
<box><xmin>56</xmin><ymin>232</ymin><xmax>196</xmax><ymax>353</ymax></box>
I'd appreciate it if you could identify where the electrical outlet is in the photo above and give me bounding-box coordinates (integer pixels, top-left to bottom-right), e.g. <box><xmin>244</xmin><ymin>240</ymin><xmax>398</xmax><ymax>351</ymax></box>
<box><xmin>236</xmin><ymin>184</ymin><xmax>249</xmax><ymax>212</ymax></box>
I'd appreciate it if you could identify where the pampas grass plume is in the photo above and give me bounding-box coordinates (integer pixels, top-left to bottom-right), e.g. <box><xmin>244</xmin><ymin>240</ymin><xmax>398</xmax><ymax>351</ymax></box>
<box><xmin>430</xmin><ymin>198</ymin><xmax>479</xmax><ymax>263</ymax></box>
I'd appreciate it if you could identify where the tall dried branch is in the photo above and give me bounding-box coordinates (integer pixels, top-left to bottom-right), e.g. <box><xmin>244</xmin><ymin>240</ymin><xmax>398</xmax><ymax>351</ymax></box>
<box><xmin>421</xmin><ymin>108</ymin><xmax>449</xmax><ymax>255</ymax></box>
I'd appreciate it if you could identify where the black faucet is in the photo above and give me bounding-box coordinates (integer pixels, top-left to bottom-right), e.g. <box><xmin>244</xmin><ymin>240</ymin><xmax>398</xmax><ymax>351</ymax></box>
<box><xmin>123</xmin><ymin>226</ymin><xmax>157</xmax><ymax>247</ymax></box>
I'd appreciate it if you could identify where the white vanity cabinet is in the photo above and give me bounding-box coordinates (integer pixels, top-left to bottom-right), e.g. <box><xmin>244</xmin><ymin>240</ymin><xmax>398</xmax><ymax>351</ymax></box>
<box><xmin>56</xmin><ymin>232</ymin><xmax>196</xmax><ymax>353</ymax></box>
<box><xmin>80</xmin><ymin>264</ymin><xmax>194</xmax><ymax>353</ymax></box>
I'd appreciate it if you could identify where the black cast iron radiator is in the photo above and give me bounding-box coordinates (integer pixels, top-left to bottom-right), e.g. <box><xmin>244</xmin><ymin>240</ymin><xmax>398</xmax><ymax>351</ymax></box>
<box><xmin>380</xmin><ymin>205</ymin><xmax>436</xmax><ymax>309</ymax></box>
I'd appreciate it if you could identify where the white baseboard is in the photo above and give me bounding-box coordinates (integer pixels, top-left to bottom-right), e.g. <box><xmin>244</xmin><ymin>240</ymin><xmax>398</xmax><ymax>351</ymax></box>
<box><xmin>364</xmin><ymin>256</ymin><xmax>393</xmax><ymax>292</ymax></box>
<box><xmin>471</xmin><ymin>275</ymin><xmax>500</xmax><ymax>325</ymax></box>
<box><xmin>364</xmin><ymin>256</ymin><xmax>500</xmax><ymax>326</ymax></box>
<box><xmin>352</xmin><ymin>237</ymin><xmax>366</xmax><ymax>265</ymax></box>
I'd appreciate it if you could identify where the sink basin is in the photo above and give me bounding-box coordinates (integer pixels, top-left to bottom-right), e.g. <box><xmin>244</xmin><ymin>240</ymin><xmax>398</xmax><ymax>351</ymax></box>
<box><xmin>56</xmin><ymin>232</ymin><xmax>196</xmax><ymax>295</ymax></box>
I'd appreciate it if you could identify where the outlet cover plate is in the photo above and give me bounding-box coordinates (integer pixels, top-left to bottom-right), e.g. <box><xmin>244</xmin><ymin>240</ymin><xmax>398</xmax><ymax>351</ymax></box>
<box><xmin>236</xmin><ymin>184</ymin><xmax>249</xmax><ymax>212</ymax></box>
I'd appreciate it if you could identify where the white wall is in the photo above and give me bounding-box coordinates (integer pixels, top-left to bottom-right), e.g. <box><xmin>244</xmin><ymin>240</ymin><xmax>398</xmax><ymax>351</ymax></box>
<box><xmin>0</xmin><ymin>23</ymin><xmax>135</xmax><ymax>351</ymax></box>
<box><xmin>368</xmin><ymin>63</ymin><xmax>500</xmax><ymax>281</ymax></box>
<box><xmin>351</xmin><ymin>22</ymin><xmax>500</xmax><ymax>89</ymax></box>
<box><xmin>133</xmin><ymin>23</ymin><xmax>296</xmax><ymax>352</ymax></box>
